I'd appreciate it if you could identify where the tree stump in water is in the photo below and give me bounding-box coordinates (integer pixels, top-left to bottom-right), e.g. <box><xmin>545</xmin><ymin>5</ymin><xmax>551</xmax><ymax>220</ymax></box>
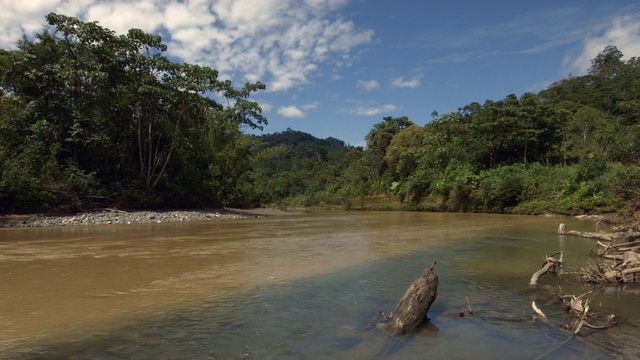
<box><xmin>388</xmin><ymin>261</ymin><xmax>439</xmax><ymax>335</ymax></box>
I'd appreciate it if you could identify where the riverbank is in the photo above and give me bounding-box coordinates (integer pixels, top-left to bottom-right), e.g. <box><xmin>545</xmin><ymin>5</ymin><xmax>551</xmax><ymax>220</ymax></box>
<box><xmin>0</xmin><ymin>208</ymin><xmax>297</xmax><ymax>228</ymax></box>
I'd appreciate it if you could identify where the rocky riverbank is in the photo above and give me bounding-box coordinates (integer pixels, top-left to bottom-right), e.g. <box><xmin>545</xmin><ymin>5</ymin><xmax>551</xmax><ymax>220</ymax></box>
<box><xmin>0</xmin><ymin>208</ymin><xmax>284</xmax><ymax>228</ymax></box>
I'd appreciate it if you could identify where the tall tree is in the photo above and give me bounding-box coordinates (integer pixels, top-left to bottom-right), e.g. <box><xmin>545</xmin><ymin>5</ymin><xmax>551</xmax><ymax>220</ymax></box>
<box><xmin>365</xmin><ymin>116</ymin><xmax>413</xmax><ymax>176</ymax></box>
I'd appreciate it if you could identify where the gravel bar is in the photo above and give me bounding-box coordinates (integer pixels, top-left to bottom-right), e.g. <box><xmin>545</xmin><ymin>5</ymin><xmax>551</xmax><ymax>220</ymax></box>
<box><xmin>0</xmin><ymin>208</ymin><xmax>262</xmax><ymax>228</ymax></box>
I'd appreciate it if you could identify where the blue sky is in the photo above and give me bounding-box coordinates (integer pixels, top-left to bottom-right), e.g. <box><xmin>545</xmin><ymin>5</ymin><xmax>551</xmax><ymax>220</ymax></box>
<box><xmin>2</xmin><ymin>1</ymin><xmax>640</xmax><ymax>146</ymax></box>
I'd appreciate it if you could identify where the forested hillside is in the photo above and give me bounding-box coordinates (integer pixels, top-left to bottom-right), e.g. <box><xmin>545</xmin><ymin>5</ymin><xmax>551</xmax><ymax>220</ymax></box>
<box><xmin>1</xmin><ymin>14</ymin><xmax>639</xmax><ymax>216</ymax></box>
<box><xmin>262</xmin><ymin>46</ymin><xmax>640</xmax><ymax>216</ymax></box>
<box><xmin>249</xmin><ymin>129</ymin><xmax>357</xmax><ymax>205</ymax></box>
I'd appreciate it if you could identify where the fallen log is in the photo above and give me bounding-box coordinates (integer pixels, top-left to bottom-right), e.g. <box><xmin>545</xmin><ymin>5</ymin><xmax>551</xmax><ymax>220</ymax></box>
<box><xmin>606</xmin><ymin>239</ymin><xmax>640</xmax><ymax>249</ymax></box>
<box><xmin>565</xmin><ymin>230</ymin><xmax>621</xmax><ymax>242</ymax></box>
<box><xmin>619</xmin><ymin>231</ymin><xmax>640</xmax><ymax>243</ymax></box>
<box><xmin>530</xmin><ymin>252</ymin><xmax>564</xmax><ymax>286</ymax></box>
<box><xmin>621</xmin><ymin>267</ymin><xmax>640</xmax><ymax>276</ymax></box>
<box><xmin>387</xmin><ymin>261</ymin><xmax>439</xmax><ymax>335</ymax></box>
<box><xmin>616</xmin><ymin>251</ymin><xmax>640</xmax><ymax>269</ymax></box>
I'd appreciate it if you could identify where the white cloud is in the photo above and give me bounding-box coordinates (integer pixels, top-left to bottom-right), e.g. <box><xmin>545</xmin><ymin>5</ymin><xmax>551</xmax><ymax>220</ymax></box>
<box><xmin>391</xmin><ymin>75</ymin><xmax>423</xmax><ymax>88</ymax></box>
<box><xmin>278</xmin><ymin>105</ymin><xmax>306</xmax><ymax>118</ymax></box>
<box><xmin>302</xmin><ymin>101</ymin><xmax>320</xmax><ymax>110</ymax></box>
<box><xmin>0</xmin><ymin>0</ymin><xmax>373</xmax><ymax>92</ymax></box>
<box><xmin>85</xmin><ymin>1</ymin><xmax>165</xmax><ymax>35</ymax></box>
<box><xmin>342</xmin><ymin>101</ymin><xmax>396</xmax><ymax>116</ymax></box>
<box><xmin>563</xmin><ymin>16</ymin><xmax>640</xmax><ymax>75</ymax></box>
<box><xmin>356</xmin><ymin>79</ymin><xmax>380</xmax><ymax>91</ymax></box>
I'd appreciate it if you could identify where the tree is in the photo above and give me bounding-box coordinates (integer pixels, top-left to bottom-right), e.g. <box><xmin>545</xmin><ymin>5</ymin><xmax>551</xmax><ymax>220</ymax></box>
<box><xmin>365</xmin><ymin>116</ymin><xmax>413</xmax><ymax>176</ymax></box>
<box><xmin>385</xmin><ymin>124</ymin><xmax>427</xmax><ymax>176</ymax></box>
<box><xmin>0</xmin><ymin>13</ymin><xmax>267</xmax><ymax>210</ymax></box>
<box><xmin>589</xmin><ymin>45</ymin><xmax>624</xmax><ymax>77</ymax></box>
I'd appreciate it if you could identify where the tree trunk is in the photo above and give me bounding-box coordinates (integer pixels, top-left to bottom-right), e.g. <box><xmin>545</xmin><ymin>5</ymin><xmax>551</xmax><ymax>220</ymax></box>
<box><xmin>388</xmin><ymin>261</ymin><xmax>439</xmax><ymax>335</ymax></box>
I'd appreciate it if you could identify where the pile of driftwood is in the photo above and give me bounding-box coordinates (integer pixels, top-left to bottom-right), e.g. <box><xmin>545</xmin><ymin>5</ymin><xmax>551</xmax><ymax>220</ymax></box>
<box><xmin>528</xmin><ymin>252</ymin><xmax>617</xmax><ymax>336</ymax></box>
<box><xmin>562</xmin><ymin>222</ymin><xmax>640</xmax><ymax>284</ymax></box>
<box><xmin>532</xmin><ymin>288</ymin><xmax>617</xmax><ymax>336</ymax></box>
<box><xmin>524</xmin><ymin>221</ymin><xmax>639</xmax><ymax>336</ymax></box>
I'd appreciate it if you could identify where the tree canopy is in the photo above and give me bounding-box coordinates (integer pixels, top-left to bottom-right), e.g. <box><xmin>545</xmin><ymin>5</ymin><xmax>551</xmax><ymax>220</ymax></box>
<box><xmin>0</xmin><ymin>13</ymin><xmax>265</xmax><ymax>211</ymax></box>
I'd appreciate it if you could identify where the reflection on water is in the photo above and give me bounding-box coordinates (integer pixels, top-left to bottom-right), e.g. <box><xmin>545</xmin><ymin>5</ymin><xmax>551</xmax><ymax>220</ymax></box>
<box><xmin>0</xmin><ymin>211</ymin><xmax>637</xmax><ymax>359</ymax></box>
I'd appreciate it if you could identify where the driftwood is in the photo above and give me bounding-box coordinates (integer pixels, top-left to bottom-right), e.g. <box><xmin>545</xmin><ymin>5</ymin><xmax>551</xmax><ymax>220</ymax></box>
<box><xmin>560</xmin><ymin>221</ymin><xmax>640</xmax><ymax>243</ymax></box>
<box><xmin>582</xmin><ymin>236</ymin><xmax>640</xmax><ymax>283</ymax></box>
<box><xmin>559</xmin><ymin>222</ymin><xmax>640</xmax><ymax>283</ymax></box>
<box><xmin>387</xmin><ymin>261</ymin><xmax>439</xmax><ymax>335</ymax></box>
<box><xmin>532</xmin><ymin>288</ymin><xmax>617</xmax><ymax>336</ymax></box>
<box><xmin>565</xmin><ymin>230</ymin><xmax>622</xmax><ymax>242</ymax></box>
<box><xmin>530</xmin><ymin>252</ymin><xmax>564</xmax><ymax>286</ymax></box>
<box><xmin>557</xmin><ymin>223</ymin><xmax>566</xmax><ymax>235</ymax></box>
<box><xmin>557</xmin><ymin>289</ymin><xmax>617</xmax><ymax>335</ymax></box>
<box><xmin>580</xmin><ymin>253</ymin><xmax>640</xmax><ymax>284</ymax></box>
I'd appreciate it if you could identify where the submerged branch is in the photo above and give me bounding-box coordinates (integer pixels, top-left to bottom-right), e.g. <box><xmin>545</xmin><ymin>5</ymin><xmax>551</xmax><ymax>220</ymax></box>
<box><xmin>530</xmin><ymin>252</ymin><xmax>564</xmax><ymax>286</ymax></box>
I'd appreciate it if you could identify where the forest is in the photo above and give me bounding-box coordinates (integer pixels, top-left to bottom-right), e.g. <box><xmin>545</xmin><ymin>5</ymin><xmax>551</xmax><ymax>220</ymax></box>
<box><xmin>1</xmin><ymin>14</ymin><xmax>640</xmax><ymax>216</ymax></box>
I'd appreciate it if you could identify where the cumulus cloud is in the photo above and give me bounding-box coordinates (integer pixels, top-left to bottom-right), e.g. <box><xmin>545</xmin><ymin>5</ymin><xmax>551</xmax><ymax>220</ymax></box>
<box><xmin>356</xmin><ymin>79</ymin><xmax>380</xmax><ymax>91</ymax></box>
<box><xmin>0</xmin><ymin>0</ymin><xmax>373</xmax><ymax>92</ymax></box>
<box><xmin>563</xmin><ymin>16</ymin><xmax>640</xmax><ymax>75</ymax></box>
<box><xmin>391</xmin><ymin>75</ymin><xmax>423</xmax><ymax>88</ymax></box>
<box><xmin>278</xmin><ymin>105</ymin><xmax>306</xmax><ymax>118</ymax></box>
<box><xmin>342</xmin><ymin>101</ymin><xmax>396</xmax><ymax>116</ymax></box>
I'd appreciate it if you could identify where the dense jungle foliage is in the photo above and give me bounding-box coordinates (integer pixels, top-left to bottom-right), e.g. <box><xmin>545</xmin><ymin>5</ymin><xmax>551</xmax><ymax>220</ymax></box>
<box><xmin>0</xmin><ymin>14</ymin><xmax>267</xmax><ymax>211</ymax></box>
<box><xmin>1</xmin><ymin>14</ymin><xmax>639</xmax><ymax>215</ymax></box>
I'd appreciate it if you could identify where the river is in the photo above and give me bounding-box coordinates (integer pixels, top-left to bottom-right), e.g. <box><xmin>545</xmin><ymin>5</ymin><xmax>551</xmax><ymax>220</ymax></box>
<box><xmin>1</xmin><ymin>211</ymin><xmax>638</xmax><ymax>359</ymax></box>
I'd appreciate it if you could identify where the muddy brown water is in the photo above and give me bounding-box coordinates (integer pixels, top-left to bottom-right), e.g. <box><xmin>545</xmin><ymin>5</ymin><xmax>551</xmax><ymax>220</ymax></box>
<box><xmin>1</xmin><ymin>211</ymin><xmax>638</xmax><ymax>359</ymax></box>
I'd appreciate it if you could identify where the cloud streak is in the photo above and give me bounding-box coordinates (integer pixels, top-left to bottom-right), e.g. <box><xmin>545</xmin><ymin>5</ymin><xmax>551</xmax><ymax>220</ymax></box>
<box><xmin>356</xmin><ymin>79</ymin><xmax>380</xmax><ymax>91</ymax></box>
<box><xmin>0</xmin><ymin>0</ymin><xmax>374</xmax><ymax>92</ymax></box>
<box><xmin>342</xmin><ymin>101</ymin><xmax>396</xmax><ymax>116</ymax></box>
<box><xmin>391</xmin><ymin>75</ymin><xmax>422</xmax><ymax>88</ymax></box>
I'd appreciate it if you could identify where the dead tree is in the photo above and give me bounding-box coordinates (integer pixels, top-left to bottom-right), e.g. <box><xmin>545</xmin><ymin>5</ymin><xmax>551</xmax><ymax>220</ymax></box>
<box><xmin>387</xmin><ymin>261</ymin><xmax>439</xmax><ymax>335</ymax></box>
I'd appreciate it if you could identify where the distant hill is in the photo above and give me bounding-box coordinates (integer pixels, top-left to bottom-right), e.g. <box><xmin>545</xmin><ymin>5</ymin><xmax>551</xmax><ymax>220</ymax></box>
<box><xmin>256</xmin><ymin>128</ymin><xmax>356</xmax><ymax>159</ymax></box>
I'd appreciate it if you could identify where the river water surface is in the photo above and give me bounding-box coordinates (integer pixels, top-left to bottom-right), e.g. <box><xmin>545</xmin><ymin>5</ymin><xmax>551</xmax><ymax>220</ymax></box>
<box><xmin>1</xmin><ymin>211</ymin><xmax>639</xmax><ymax>359</ymax></box>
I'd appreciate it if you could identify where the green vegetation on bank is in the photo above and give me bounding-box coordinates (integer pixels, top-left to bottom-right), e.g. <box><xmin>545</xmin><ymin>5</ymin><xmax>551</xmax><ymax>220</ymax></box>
<box><xmin>1</xmin><ymin>15</ymin><xmax>639</xmax><ymax>216</ymax></box>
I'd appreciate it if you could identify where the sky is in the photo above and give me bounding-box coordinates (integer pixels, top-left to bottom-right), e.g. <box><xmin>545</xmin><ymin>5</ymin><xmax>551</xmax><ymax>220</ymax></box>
<box><xmin>2</xmin><ymin>1</ymin><xmax>640</xmax><ymax>147</ymax></box>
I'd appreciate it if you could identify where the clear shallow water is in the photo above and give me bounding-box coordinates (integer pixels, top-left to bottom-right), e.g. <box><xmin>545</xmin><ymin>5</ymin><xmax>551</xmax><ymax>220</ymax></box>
<box><xmin>0</xmin><ymin>211</ymin><xmax>638</xmax><ymax>359</ymax></box>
